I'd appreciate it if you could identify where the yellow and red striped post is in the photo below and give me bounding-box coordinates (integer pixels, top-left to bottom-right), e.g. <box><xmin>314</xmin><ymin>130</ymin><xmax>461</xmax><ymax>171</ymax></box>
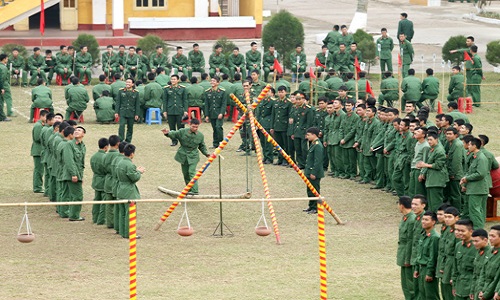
<box><xmin>244</xmin><ymin>90</ymin><xmax>281</xmax><ymax>245</ymax></box>
<box><xmin>229</xmin><ymin>94</ymin><xmax>343</xmax><ymax>225</ymax></box>
<box><xmin>129</xmin><ymin>201</ymin><xmax>138</xmax><ymax>300</ymax></box>
<box><xmin>317</xmin><ymin>202</ymin><xmax>327</xmax><ymax>300</ymax></box>
<box><xmin>153</xmin><ymin>85</ymin><xmax>272</xmax><ymax>231</ymax></box>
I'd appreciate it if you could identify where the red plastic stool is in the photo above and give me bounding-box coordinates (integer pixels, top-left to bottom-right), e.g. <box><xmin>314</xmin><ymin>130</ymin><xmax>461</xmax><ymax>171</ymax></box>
<box><xmin>231</xmin><ymin>106</ymin><xmax>239</xmax><ymax>123</ymax></box>
<box><xmin>187</xmin><ymin>107</ymin><xmax>201</xmax><ymax>122</ymax></box>
<box><xmin>70</xmin><ymin>112</ymin><xmax>84</xmax><ymax>123</ymax></box>
<box><xmin>33</xmin><ymin>108</ymin><xmax>50</xmax><ymax>123</ymax></box>
<box><xmin>224</xmin><ymin>105</ymin><xmax>230</xmax><ymax>118</ymax></box>
<box><xmin>465</xmin><ymin>97</ymin><xmax>473</xmax><ymax>114</ymax></box>
<box><xmin>82</xmin><ymin>75</ymin><xmax>89</xmax><ymax>85</ymax></box>
<box><xmin>457</xmin><ymin>97</ymin><xmax>470</xmax><ymax>113</ymax></box>
<box><xmin>115</xmin><ymin>115</ymin><xmax>120</xmax><ymax>122</ymax></box>
<box><xmin>56</xmin><ymin>74</ymin><xmax>62</xmax><ymax>86</ymax></box>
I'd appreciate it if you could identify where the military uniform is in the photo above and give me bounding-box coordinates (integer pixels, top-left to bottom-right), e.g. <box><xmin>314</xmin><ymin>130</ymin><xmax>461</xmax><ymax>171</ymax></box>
<box><xmin>135</xmin><ymin>83</ymin><xmax>146</xmax><ymax>122</ymax></box>
<box><xmin>111</xmin><ymin>152</ymin><xmax>125</xmax><ymax>232</ymax></box>
<box><xmin>52</xmin><ymin>132</ymin><xmax>66</xmax><ymax>215</ymax></box>
<box><xmin>187</xmin><ymin>50</ymin><xmax>205</xmax><ymax>78</ymax></box>
<box><xmin>208</xmin><ymin>52</ymin><xmax>229</xmax><ymax>78</ymax></box>
<box><xmin>275</xmin><ymin>78</ymin><xmax>291</xmax><ymax>93</ymax></box>
<box><xmin>138</xmin><ymin>54</ymin><xmax>149</xmax><ymax>80</ymax></box>
<box><xmin>204</xmin><ymin>87</ymin><xmax>227</xmax><ymax>147</ymax></box>
<box><xmin>398</xmin><ymin>18</ymin><xmax>415</xmax><ymax>42</ymax></box>
<box><xmin>292</xmin><ymin>103</ymin><xmax>314</xmax><ymax>168</ymax></box>
<box><xmin>360</xmin><ymin>116</ymin><xmax>381</xmax><ymax>183</ymax></box>
<box><xmin>228</xmin><ymin>53</ymin><xmax>246</xmax><ymax>81</ymax></box>
<box><xmin>165</xmin><ymin>128</ymin><xmax>209</xmax><ymax>194</ymax></box>
<box><xmin>325</xmin><ymin>76</ymin><xmax>343</xmax><ymax>99</ymax></box>
<box><xmin>315</xmin><ymin>52</ymin><xmax>333</xmax><ymax>74</ymax></box>
<box><xmin>110</xmin><ymin>79</ymin><xmax>126</xmax><ymax>103</ymax></box>
<box><xmin>92</xmin><ymin>82</ymin><xmax>112</xmax><ymax>101</ymax></box>
<box><xmin>65</xmin><ymin>83</ymin><xmax>89</xmax><ymax>120</ymax></box>
<box><xmin>397</xmin><ymin>210</ymin><xmax>417</xmax><ymax>300</ymax></box>
<box><xmin>101</xmin><ymin>51</ymin><xmax>115</xmax><ymax>79</ymax></box>
<box><xmin>376</xmin><ymin>35</ymin><xmax>394</xmax><ymax>74</ymax></box>
<box><xmin>186</xmin><ymin>83</ymin><xmax>205</xmax><ymax>110</ymax></box>
<box><xmin>471</xmin><ymin>245</ymin><xmax>490</xmax><ymax>299</ymax></box>
<box><xmin>124</xmin><ymin>53</ymin><xmax>141</xmax><ymax>80</ymax></box>
<box><xmin>447</xmin><ymin>73</ymin><xmax>465</xmax><ymax>102</ymax></box>
<box><xmin>393</xmin><ymin>130</ymin><xmax>414</xmax><ymax>197</ymax></box>
<box><xmin>445</xmin><ymin>138</ymin><xmax>464</xmax><ymax>210</ymax></box>
<box><xmin>256</xmin><ymin>96</ymin><xmax>275</xmax><ymax>162</ymax></box>
<box><xmin>271</xmin><ymin>96</ymin><xmax>292</xmax><ymax>165</ymax></box>
<box><xmin>290</xmin><ymin>52</ymin><xmax>306</xmax><ymax>81</ymax></box>
<box><xmin>263</xmin><ymin>51</ymin><xmax>278</xmax><ymax>82</ymax></box>
<box><xmin>354</xmin><ymin>115</ymin><xmax>367</xmax><ymax>179</ymax></box>
<box><xmin>305</xmin><ymin>138</ymin><xmax>324</xmax><ymax>211</ymax></box>
<box><xmin>466</xmin><ymin>53</ymin><xmax>483</xmax><ymax>107</ymax></box>
<box><xmin>219</xmin><ymin>79</ymin><xmax>234</xmax><ymax>120</ymax></box>
<box><xmin>28</xmin><ymin>53</ymin><xmax>47</xmax><ymax>86</ymax></box>
<box><xmin>144</xmin><ymin>81</ymin><xmax>163</xmax><ymax>110</ymax></box>
<box><xmin>116</xmin><ymin>156</ymin><xmax>142</xmax><ymax>238</ymax></box>
<box><xmin>149</xmin><ymin>52</ymin><xmax>169</xmax><ymax>74</ymax></box>
<box><xmin>324</xmin><ymin>109</ymin><xmax>345</xmax><ymax>177</ymax></box>
<box><xmin>400</xmin><ymin>40</ymin><xmax>414</xmax><ymax>78</ymax></box>
<box><xmin>155</xmin><ymin>73</ymin><xmax>170</xmax><ymax>87</ymax></box>
<box><xmin>415</xmin><ymin>228</ymin><xmax>440</xmax><ymax>300</ymax></box>
<box><xmin>383</xmin><ymin>123</ymin><xmax>398</xmax><ymax>191</ymax></box>
<box><xmin>30</xmin><ymin>85</ymin><xmax>53</xmax><ymax>121</ymax></box>
<box><xmin>401</xmin><ymin>75</ymin><xmax>421</xmax><ymax>108</ymax></box>
<box><xmin>421</xmin><ymin>143</ymin><xmax>449</xmax><ymax>212</ymax></box>
<box><xmin>31</xmin><ymin>120</ymin><xmax>45</xmax><ymax>193</ymax></box>
<box><xmin>75</xmin><ymin>51</ymin><xmax>92</xmax><ymax>83</ymax></box>
<box><xmin>103</xmin><ymin>148</ymin><xmax>120</xmax><ymax>228</ymax></box>
<box><xmin>339</xmin><ymin>109</ymin><xmax>359</xmax><ymax>179</ymax></box>
<box><xmin>463</xmin><ymin>150</ymin><xmax>489</xmax><ymax>229</ymax></box>
<box><xmin>332</xmin><ymin>50</ymin><xmax>351</xmax><ymax>78</ymax></box>
<box><xmin>440</xmin><ymin>226</ymin><xmax>460</xmax><ymax>300</ymax></box>
<box><xmin>0</xmin><ymin>60</ymin><xmax>13</xmax><ymax>119</ymax></box>
<box><xmin>246</xmin><ymin>50</ymin><xmax>262</xmax><ymax>75</ymax></box>
<box><xmin>163</xmin><ymin>84</ymin><xmax>187</xmax><ymax>144</ymax></box>
<box><xmin>371</xmin><ymin>121</ymin><xmax>389</xmax><ymax>188</ymax></box>
<box><xmin>322</xmin><ymin>30</ymin><xmax>341</xmax><ymax>54</ymax></box>
<box><xmin>94</xmin><ymin>96</ymin><xmax>115</xmax><ymax>122</ymax></box>
<box><xmin>420</xmin><ymin>75</ymin><xmax>440</xmax><ymax>109</ymax></box>
<box><xmin>44</xmin><ymin>55</ymin><xmax>57</xmax><ymax>84</ymax></box>
<box><xmin>452</xmin><ymin>240</ymin><xmax>477</xmax><ymax>300</ymax></box>
<box><xmin>116</xmin><ymin>87</ymin><xmax>140</xmax><ymax>142</ymax></box>
<box><xmin>39</xmin><ymin>123</ymin><xmax>53</xmax><ymax>197</ymax></box>
<box><xmin>61</xmin><ymin>138</ymin><xmax>86</xmax><ymax>220</ymax></box>
<box><xmin>348</xmin><ymin>49</ymin><xmax>363</xmax><ymax>72</ymax></box>
<box><xmin>112</xmin><ymin>52</ymin><xmax>127</xmax><ymax>76</ymax></box>
<box><xmin>378</xmin><ymin>76</ymin><xmax>399</xmax><ymax>107</ymax></box>
<box><xmin>409</xmin><ymin>140</ymin><xmax>430</xmax><ymax>197</ymax></box>
<box><xmin>90</xmin><ymin>149</ymin><xmax>107</xmax><ymax>224</ymax></box>
<box><xmin>171</xmin><ymin>53</ymin><xmax>188</xmax><ymax>75</ymax></box>
<box><xmin>8</xmin><ymin>53</ymin><xmax>27</xmax><ymax>86</ymax></box>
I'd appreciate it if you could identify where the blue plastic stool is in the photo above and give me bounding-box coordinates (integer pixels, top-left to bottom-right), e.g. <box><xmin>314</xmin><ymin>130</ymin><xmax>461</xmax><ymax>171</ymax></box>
<box><xmin>145</xmin><ymin>108</ymin><xmax>162</xmax><ymax>125</ymax></box>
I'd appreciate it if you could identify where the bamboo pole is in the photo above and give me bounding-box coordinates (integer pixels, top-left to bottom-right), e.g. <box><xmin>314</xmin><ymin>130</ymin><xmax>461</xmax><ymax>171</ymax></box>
<box><xmin>158</xmin><ymin>186</ymin><xmax>251</xmax><ymax>199</ymax></box>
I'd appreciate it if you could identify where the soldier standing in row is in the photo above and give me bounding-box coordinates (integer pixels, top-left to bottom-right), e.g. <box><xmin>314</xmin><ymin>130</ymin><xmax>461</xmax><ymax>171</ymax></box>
<box><xmin>162</xmin><ymin>74</ymin><xmax>187</xmax><ymax>146</ymax></box>
<box><xmin>204</xmin><ymin>76</ymin><xmax>226</xmax><ymax>148</ymax></box>
<box><xmin>115</xmin><ymin>78</ymin><xmax>140</xmax><ymax>142</ymax></box>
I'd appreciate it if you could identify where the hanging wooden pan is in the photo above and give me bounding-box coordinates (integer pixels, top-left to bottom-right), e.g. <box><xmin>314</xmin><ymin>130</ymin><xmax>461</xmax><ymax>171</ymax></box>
<box><xmin>255</xmin><ymin>226</ymin><xmax>272</xmax><ymax>236</ymax></box>
<box><xmin>17</xmin><ymin>233</ymin><xmax>35</xmax><ymax>243</ymax></box>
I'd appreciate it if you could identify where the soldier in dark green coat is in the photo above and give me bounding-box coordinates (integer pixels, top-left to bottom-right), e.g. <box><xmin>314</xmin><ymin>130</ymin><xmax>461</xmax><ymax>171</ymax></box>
<box><xmin>414</xmin><ymin>211</ymin><xmax>440</xmax><ymax>300</ymax></box>
<box><xmin>263</xmin><ymin>45</ymin><xmax>279</xmax><ymax>82</ymax></box>
<box><xmin>452</xmin><ymin>219</ymin><xmax>477</xmax><ymax>300</ymax></box>
<box><xmin>340</xmin><ymin>100</ymin><xmax>360</xmax><ymax>179</ymax></box>
<box><xmin>0</xmin><ymin>54</ymin><xmax>13</xmax><ymax>120</ymax></box>
<box><xmin>31</xmin><ymin>110</ymin><xmax>48</xmax><ymax>193</ymax></box>
<box><xmin>376</xmin><ymin>28</ymin><xmax>394</xmax><ymax>74</ymax></box>
<box><xmin>460</xmin><ymin>138</ymin><xmax>489</xmax><ymax>230</ymax></box>
<box><xmin>92</xmin><ymin>75</ymin><xmax>112</xmax><ymax>101</ymax></box>
<box><xmin>124</xmin><ymin>47</ymin><xmax>141</xmax><ymax>80</ymax></box>
<box><xmin>270</xmin><ymin>86</ymin><xmax>292</xmax><ymax>166</ymax></box>
<box><xmin>360</xmin><ymin>106</ymin><xmax>381</xmax><ymax>183</ymax></box>
<box><xmin>476</xmin><ymin>226</ymin><xmax>500</xmax><ymax>300</ymax></box>
<box><xmin>440</xmin><ymin>207</ymin><xmax>461</xmax><ymax>300</ymax></box>
<box><xmin>102</xmin><ymin>135</ymin><xmax>120</xmax><ymax>228</ymax></box>
<box><xmin>116</xmin><ymin>144</ymin><xmax>145</xmax><ymax>238</ymax></box>
<box><xmin>399</xmin><ymin>34</ymin><xmax>414</xmax><ymax>78</ymax></box>
<box><xmin>209</xmin><ymin>45</ymin><xmax>229</xmax><ymax>78</ymax></box>
<box><xmin>112</xmin><ymin>45</ymin><xmax>127</xmax><ymax>77</ymax></box>
<box><xmin>337</xmin><ymin>25</ymin><xmax>354</xmax><ymax>49</ymax></box>
<box><xmin>420</xmin><ymin>69</ymin><xmax>440</xmax><ymax>109</ymax></box>
<box><xmin>444</xmin><ymin>128</ymin><xmax>464</xmax><ymax>211</ymax></box>
<box><xmin>315</xmin><ymin>46</ymin><xmax>333</xmax><ymax>74</ymax></box>
<box><xmin>470</xmin><ymin>229</ymin><xmax>490</xmax><ymax>300</ymax></box>
<box><xmin>397</xmin><ymin>13</ymin><xmax>414</xmax><ymax>42</ymax></box>
<box><xmin>303</xmin><ymin>127</ymin><xmax>324</xmax><ymax>214</ymax></box>
<box><xmin>290</xmin><ymin>45</ymin><xmax>306</xmax><ymax>83</ymax></box>
<box><xmin>246</xmin><ymin>42</ymin><xmax>262</xmax><ymax>76</ymax></box>
<box><xmin>44</xmin><ymin>50</ymin><xmax>57</xmax><ymax>85</ymax></box>
<box><xmin>447</xmin><ymin>66</ymin><xmax>464</xmax><ymax>102</ymax></box>
<box><xmin>94</xmin><ymin>90</ymin><xmax>115</xmax><ymax>123</ymax></box>
<box><xmin>101</xmin><ymin>45</ymin><xmax>115</xmax><ymax>80</ymax></box>
<box><xmin>65</xmin><ymin>77</ymin><xmax>89</xmax><ymax>120</ymax></box>
<box><xmin>348</xmin><ymin>43</ymin><xmax>363</xmax><ymax>72</ymax></box>
<box><xmin>150</xmin><ymin>45</ymin><xmax>169</xmax><ymax>75</ymax></box>
<box><xmin>322</xmin><ymin>25</ymin><xmax>341</xmax><ymax>54</ymax></box>
<box><xmin>324</xmin><ymin>99</ymin><xmax>345</xmax><ymax>177</ymax></box>
<box><xmin>401</xmin><ymin>69</ymin><xmax>421</xmax><ymax>108</ymax></box>
<box><xmin>144</xmin><ymin>72</ymin><xmax>164</xmax><ymax>113</ymax></box>
<box><xmin>204</xmin><ymin>77</ymin><xmax>227</xmax><ymax>148</ymax></box>
<box><xmin>110</xmin><ymin>73</ymin><xmax>127</xmax><ymax>102</ymax></box>
<box><xmin>186</xmin><ymin>76</ymin><xmax>205</xmax><ymax>111</ymax></box>
<box><xmin>8</xmin><ymin>48</ymin><xmax>27</xmax><ymax>86</ymax></box>
<box><xmin>466</xmin><ymin>46</ymin><xmax>483</xmax><ymax>107</ymax></box>
<box><xmin>162</xmin><ymin>74</ymin><xmax>188</xmax><ymax>146</ymax></box>
<box><xmin>397</xmin><ymin>196</ymin><xmax>417</xmax><ymax>300</ymax></box>
<box><xmin>136</xmin><ymin>48</ymin><xmax>149</xmax><ymax>81</ymax></box>
<box><xmin>115</xmin><ymin>79</ymin><xmax>140</xmax><ymax>143</ymax></box>
<box><xmin>393</xmin><ymin>119</ymin><xmax>414</xmax><ymax>197</ymax></box>
<box><xmin>332</xmin><ymin>44</ymin><xmax>351</xmax><ymax>78</ymax></box>
<box><xmin>90</xmin><ymin>138</ymin><xmax>109</xmax><ymax>225</ymax></box>
<box><xmin>30</xmin><ymin>79</ymin><xmax>54</xmax><ymax>122</ymax></box>
<box><xmin>171</xmin><ymin>46</ymin><xmax>188</xmax><ymax>75</ymax></box>
<box><xmin>256</xmin><ymin>88</ymin><xmax>275</xmax><ymax>163</ymax></box>
<box><xmin>75</xmin><ymin>46</ymin><xmax>92</xmax><ymax>84</ymax></box>
<box><xmin>228</xmin><ymin>47</ymin><xmax>246</xmax><ymax>81</ymax></box>
<box><xmin>56</xmin><ymin>46</ymin><xmax>74</xmax><ymax>84</ymax></box>
<box><xmin>28</xmin><ymin>47</ymin><xmax>47</xmax><ymax>86</ymax></box>
<box><xmin>378</xmin><ymin>72</ymin><xmax>399</xmax><ymax>107</ymax></box>
<box><xmin>162</xmin><ymin>119</ymin><xmax>209</xmax><ymax>195</ymax></box>
<box><xmin>292</xmin><ymin>92</ymin><xmax>314</xmax><ymax>169</ymax></box>
<box><xmin>187</xmin><ymin>43</ymin><xmax>205</xmax><ymax>78</ymax></box>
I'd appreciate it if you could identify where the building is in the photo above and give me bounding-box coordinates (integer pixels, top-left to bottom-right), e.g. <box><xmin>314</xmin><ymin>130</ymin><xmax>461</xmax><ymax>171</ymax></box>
<box><xmin>0</xmin><ymin>0</ymin><xmax>263</xmax><ymax>40</ymax></box>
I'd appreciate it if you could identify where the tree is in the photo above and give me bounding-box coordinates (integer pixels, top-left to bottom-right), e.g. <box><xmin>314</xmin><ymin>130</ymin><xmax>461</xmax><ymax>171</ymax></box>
<box><xmin>72</xmin><ymin>34</ymin><xmax>100</xmax><ymax>65</ymax></box>
<box><xmin>212</xmin><ymin>36</ymin><xmax>237</xmax><ymax>67</ymax></box>
<box><xmin>353</xmin><ymin>29</ymin><xmax>377</xmax><ymax>74</ymax></box>
<box><xmin>349</xmin><ymin>0</ymin><xmax>368</xmax><ymax>33</ymax></box>
<box><xmin>1</xmin><ymin>43</ymin><xmax>28</xmax><ymax>58</ymax></box>
<box><xmin>262</xmin><ymin>10</ymin><xmax>304</xmax><ymax>70</ymax></box>
<box><xmin>137</xmin><ymin>34</ymin><xmax>167</xmax><ymax>58</ymax></box>
<box><xmin>486</xmin><ymin>40</ymin><xmax>500</xmax><ymax>67</ymax></box>
<box><xmin>441</xmin><ymin>35</ymin><xmax>467</xmax><ymax>66</ymax></box>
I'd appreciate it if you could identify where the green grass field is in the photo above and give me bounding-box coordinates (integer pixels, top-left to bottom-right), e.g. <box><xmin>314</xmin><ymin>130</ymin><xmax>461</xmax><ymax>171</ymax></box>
<box><xmin>1</xmin><ymin>73</ymin><xmax>500</xmax><ymax>299</ymax></box>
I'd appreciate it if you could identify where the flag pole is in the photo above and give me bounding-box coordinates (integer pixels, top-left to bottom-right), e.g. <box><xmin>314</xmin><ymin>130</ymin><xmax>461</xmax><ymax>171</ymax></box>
<box><xmin>398</xmin><ymin>56</ymin><xmax>403</xmax><ymax>113</ymax></box>
<box><xmin>355</xmin><ymin>66</ymin><xmax>359</xmax><ymax>102</ymax></box>
<box><xmin>462</xmin><ymin>62</ymin><xmax>467</xmax><ymax>112</ymax></box>
<box><xmin>309</xmin><ymin>68</ymin><xmax>313</xmax><ymax>105</ymax></box>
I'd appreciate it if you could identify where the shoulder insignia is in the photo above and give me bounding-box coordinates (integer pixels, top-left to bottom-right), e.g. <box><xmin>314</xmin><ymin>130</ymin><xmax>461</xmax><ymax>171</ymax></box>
<box><xmin>119</xmin><ymin>88</ymin><xmax>125</xmax><ymax>91</ymax></box>
<box><xmin>165</xmin><ymin>85</ymin><xmax>171</xmax><ymax>88</ymax></box>
<box><xmin>178</xmin><ymin>85</ymin><xmax>185</xmax><ymax>88</ymax></box>
<box><xmin>219</xmin><ymin>87</ymin><xmax>226</xmax><ymax>91</ymax></box>
<box><xmin>205</xmin><ymin>88</ymin><xmax>212</xmax><ymax>92</ymax></box>
<box><xmin>306</xmin><ymin>104</ymin><xmax>311</xmax><ymax>108</ymax></box>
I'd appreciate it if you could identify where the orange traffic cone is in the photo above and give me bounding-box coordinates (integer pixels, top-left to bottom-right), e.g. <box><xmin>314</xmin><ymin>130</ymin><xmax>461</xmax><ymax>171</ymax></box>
<box><xmin>437</xmin><ymin>101</ymin><xmax>443</xmax><ymax>114</ymax></box>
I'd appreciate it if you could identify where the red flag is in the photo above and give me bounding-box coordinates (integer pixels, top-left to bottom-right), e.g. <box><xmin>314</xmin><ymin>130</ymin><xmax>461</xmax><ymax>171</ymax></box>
<box><xmin>398</xmin><ymin>53</ymin><xmax>402</xmax><ymax>68</ymax></box>
<box><xmin>366</xmin><ymin>80</ymin><xmax>375</xmax><ymax>97</ymax></box>
<box><xmin>464</xmin><ymin>51</ymin><xmax>472</xmax><ymax>61</ymax></box>
<box><xmin>309</xmin><ymin>67</ymin><xmax>316</xmax><ymax>80</ymax></box>
<box><xmin>354</xmin><ymin>56</ymin><xmax>361</xmax><ymax>76</ymax></box>
<box><xmin>40</xmin><ymin>0</ymin><xmax>45</xmax><ymax>36</ymax></box>
<box><xmin>273</xmin><ymin>58</ymin><xmax>283</xmax><ymax>74</ymax></box>
<box><xmin>315</xmin><ymin>56</ymin><xmax>326</xmax><ymax>68</ymax></box>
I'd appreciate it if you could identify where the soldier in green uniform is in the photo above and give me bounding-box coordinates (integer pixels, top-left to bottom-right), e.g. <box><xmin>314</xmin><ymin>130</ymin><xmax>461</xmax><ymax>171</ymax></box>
<box><xmin>263</xmin><ymin>45</ymin><xmax>278</xmax><ymax>82</ymax></box>
<box><xmin>111</xmin><ymin>45</ymin><xmax>126</xmax><ymax>77</ymax></box>
<box><xmin>61</xmin><ymin>126</ymin><xmax>86</xmax><ymax>221</ymax></box>
<box><xmin>56</xmin><ymin>126</ymin><xmax>73</xmax><ymax>217</ymax></box>
<box><xmin>397</xmin><ymin>13</ymin><xmax>414</xmax><ymax>42</ymax></box>
<box><xmin>393</xmin><ymin>119</ymin><xmax>414</xmax><ymax>196</ymax></box>
<box><xmin>420</xmin><ymin>68</ymin><xmax>440</xmax><ymax>110</ymax></box>
<box><xmin>55</xmin><ymin>46</ymin><xmax>73</xmax><ymax>85</ymax></box>
<box><xmin>186</xmin><ymin>76</ymin><xmax>205</xmax><ymax>115</ymax></box>
<box><xmin>478</xmin><ymin>135</ymin><xmax>499</xmax><ymax>192</ymax></box>
<box><xmin>399</xmin><ymin>34</ymin><xmax>414</xmax><ymax>78</ymax></box>
<box><xmin>246</xmin><ymin>42</ymin><xmax>262</xmax><ymax>76</ymax></box>
<box><xmin>124</xmin><ymin>46</ymin><xmax>141</xmax><ymax>80</ymax></box>
<box><xmin>102</xmin><ymin>45</ymin><xmax>115</xmax><ymax>80</ymax></box>
<box><xmin>322</xmin><ymin>25</ymin><xmax>341</xmax><ymax>55</ymax></box>
<box><xmin>460</xmin><ymin>137</ymin><xmax>489</xmax><ymax>230</ymax></box>
<box><xmin>219</xmin><ymin>74</ymin><xmax>234</xmax><ymax>121</ymax></box>
<box><xmin>303</xmin><ymin>127</ymin><xmax>324</xmax><ymax>214</ymax></box>
<box><xmin>187</xmin><ymin>43</ymin><xmax>205</xmax><ymax>78</ymax></box>
<box><xmin>228</xmin><ymin>47</ymin><xmax>246</xmax><ymax>81</ymax></box>
<box><xmin>102</xmin><ymin>135</ymin><xmax>120</xmax><ymax>228</ymax></box>
<box><xmin>452</xmin><ymin>219</ymin><xmax>477</xmax><ymax>300</ymax></box>
<box><xmin>440</xmin><ymin>207</ymin><xmax>461</xmax><ymax>300</ymax></box>
<box><xmin>50</xmin><ymin>121</ymin><xmax>67</xmax><ymax>213</ymax></box>
<box><xmin>333</xmin><ymin>44</ymin><xmax>351</xmax><ymax>79</ymax></box>
<box><xmin>30</xmin><ymin>79</ymin><xmax>54</xmax><ymax>122</ymax></box>
<box><xmin>353</xmin><ymin>104</ymin><xmax>367</xmax><ymax>180</ymax></box>
<box><xmin>339</xmin><ymin>100</ymin><xmax>360</xmax><ymax>179</ymax></box>
<box><xmin>315</xmin><ymin>45</ymin><xmax>333</xmax><ymax>74</ymax></box>
<box><xmin>28</xmin><ymin>47</ymin><xmax>47</xmax><ymax>86</ymax></box>
<box><xmin>39</xmin><ymin>112</ymin><xmax>57</xmax><ymax>197</ymax></box>
<box><xmin>162</xmin><ymin>74</ymin><xmax>188</xmax><ymax>146</ymax></box>
<box><xmin>94</xmin><ymin>90</ymin><xmax>115</xmax><ymax>123</ymax></box>
<box><xmin>447</xmin><ymin>66</ymin><xmax>464</xmax><ymax>102</ymax></box>
<box><xmin>376</xmin><ymin>28</ymin><xmax>394</xmax><ymax>75</ymax></box>
<box><xmin>116</xmin><ymin>144</ymin><xmax>145</xmax><ymax>238</ymax></box>
<box><xmin>408</xmin><ymin>126</ymin><xmax>429</xmax><ymax>196</ymax></box>
<box><xmin>150</xmin><ymin>45</ymin><xmax>169</xmax><ymax>75</ymax></box>
<box><xmin>162</xmin><ymin>118</ymin><xmax>209</xmax><ymax>195</ymax></box>
<box><xmin>414</xmin><ymin>211</ymin><xmax>440</xmax><ymax>300</ymax></box>
<box><xmin>378</xmin><ymin>72</ymin><xmax>399</xmax><ymax>107</ymax></box>
<box><xmin>292</xmin><ymin>92</ymin><xmax>314</xmax><ymax>169</ymax></box>
<box><xmin>397</xmin><ymin>196</ymin><xmax>417</xmax><ymax>300</ymax></box>
<box><xmin>465</xmin><ymin>46</ymin><xmax>483</xmax><ymax>107</ymax></box>
<box><xmin>337</xmin><ymin>25</ymin><xmax>354</xmax><ymax>49</ymax></box>
<box><xmin>410</xmin><ymin>194</ymin><xmax>427</xmax><ymax>300</ymax></box>
<box><xmin>290</xmin><ymin>45</ymin><xmax>306</xmax><ymax>83</ymax></box>
<box><xmin>199</xmin><ymin>73</ymin><xmax>211</xmax><ymax>90</ymax></box>
<box><xmin>31</xmin><ymin>109</ymin><xmax>48</xmax><ymax>193</ymax></box>
<box><xmin>65</xmin><ymin>77</ymin><xmax>89</xmax><ymax>120</ymax></box>
<box><xmin>324</xmin><ymin>99</ymin><xmax>345</xmax><ymax>177</ymax></box>
<box><xmin>401</xmin><ymin>69</ymin><xmax>421</xmax><ymax>108</ymax></box>
<box><xmin>256</xmin><ymin>88</ymin><xmax>275</xmax><ymax>164</ymax></box>
<box><xmin>171</xmin><ymin>46</ymin><xmax>188</xmax><ymax>76</ymax></box>
<box><xmin>75</xmin><ymin>46</ymin><xmax>92</xmax><ymax>84</ymax></box>
<box><xmin>110</xmin><ymin>73</ymin><xmax>126</xmax><ymax>103</ymax></box>
<box><xmin>136</xmin><ymin>48</ymin><xmax>149</xmax><ymax>81</ymax></box>
<box><xmin>325</xmin><ymin>69</ymin><xmax>342</xmax><ymax>99</ymax></box>
<box><xmin>270</xmin><ymin>86</ymin><xmax>292</xmax><ymax>166</ymax></box>
<box><xmin>209</xmin><ymin>45</ymin><xmax>229</xmax><ymax>78</ymax></box>
<box><xmin>44</xmin><ymin>50</ymin><xmax>56</xmax><ymax>85</ymax></box>
<box><xmin>444</xmin><ymin>128</ymin><xmax>464</xmax><ymax>210</ymax></box>
<box><xmin>8</xmin><ymin>48</ymin><xmax>27</xmax><ymax>86</ymax></box>
<box><xmin>417</xmin><ymin>132</ymin><xmax>449</xmax><ymax>212</ymax></box>
<box><xmin>115</xmin><ymin>78</ymin><xmax>140</xmax><ymax>142</ymax></box>
<box><xmin>90</xmin><ymin>138</ymin><xmax>109</xmax><ymax>225</ymax></box>
<box><xmin>275</xmin><ymin>73</ymin><xmax>291</xmax><ymax>94</ymax></box>
<box><xmin>477</xmin><ymin>225</ymin><xmax>500</xmax><ymax>300</ymax></box>
<box><xmin>471</xmin><ymin>229</ymin><xmax>490</xmax><ymax>300</ymax></box>
<box><xmin>370</xmin><ymin>109</ymin><xmax>389</xmax><ymax>188</ymax></box>
<box><xmin>135</xmin><ymin>80</ymin><xmax>146</xmax><ymax>122</ymax></box>
<box><xmin>383</xmin><ymin>112</ymin><xmax>400</xmax><ymax>192</ymax></box>
<box><xmin>204</xmin><ymin>76</ymin><xmax>226</xmax><ymax>148</ymax></box>
<box><xmin>0</xmin><ymin>54</ymin><xmax>13</xmax><ymax>121</ymax></box>
<box><xmin>359</xmin><ymin>106</ymin><xmax>381</xmax><ymax>183</ymax></box>
<box><xmin>313</xmin><ymin>98</ymin><xmax>328</xmax><ymax>169</ymax></box>
<box><xmin>111</xmin><ymin>142</ymin><xmax>127</xmax><ymax>232</ymax></box>
<box><xmin>348</xmin><ymin>43</ymin><xmax>363</xmax><ymax>72</ymax></box>
<box><xmin>143</xmin><ymin>72</ymin><xmax>163</xmax><ymax>114</ymax></box>
<box><xmin>93</xmin><ymin>74</ymin><xmax>112</xmax><ymax>101</ymax></box>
